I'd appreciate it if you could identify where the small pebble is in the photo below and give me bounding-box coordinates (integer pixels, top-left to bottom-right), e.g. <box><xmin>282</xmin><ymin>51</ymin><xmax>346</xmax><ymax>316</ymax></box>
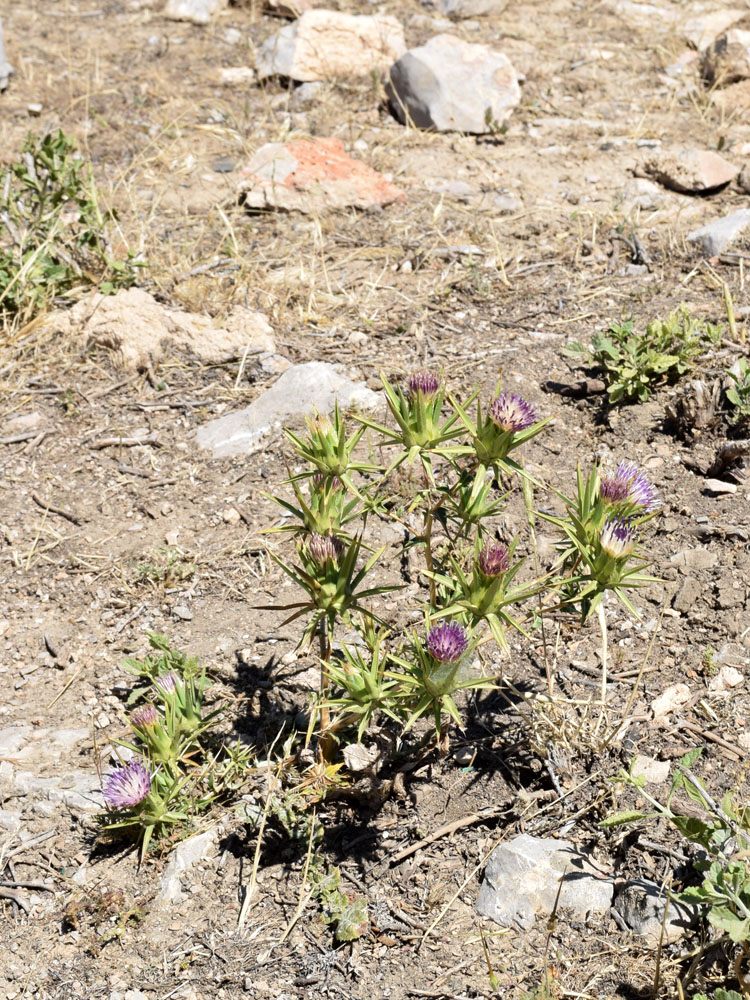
<box><xmin>173</xmin><ymin>605</ymin><xmax>193</xmax><ymax>621</ymax></box>
<box><xmin>27</xmin><ymin>102</ymin><xmax>43</xmax><ymax>116</ymax></box>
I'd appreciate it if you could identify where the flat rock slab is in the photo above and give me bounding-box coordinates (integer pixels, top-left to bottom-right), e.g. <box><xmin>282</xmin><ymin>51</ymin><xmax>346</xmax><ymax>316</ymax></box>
<box><xmin>237</xmin><ymin>137</ymin><xmax>405</xmax><ymax>213</ymax></box>
<box><xmin>257</xmin><ymin>10</ymin><xmax>405</xmax><ymax>82</ymax></box>
<box><xmin>47</xmin><ymin>288</ymin><xmax>275</xmax><ymax>370</ymax></box>
<box><xmin>614</xmin><ymin>879</ymin><xmax>697</xmax><ymax>944</ymax></box>
<box><xmin>158</xmin><ymin>827</ymin><xmax>219</xmax><ymax>904</ymax></box>
<box><xmin>476</xmin><ymin>834</ymin><xmax>614</xmax><ymax>929</ymax></box>
<box><xmin>687</xmin><ymin>209</ymin><xmax>750</xmax><ymax>256</ymax></box>
<box><xmin>643</xmin><ymin>149</ymin><xmax>739</xmax><ymax>193</ymax></box>
<box><xmin>196</xmin><ymin>361</ymin><xmax>380</xmax><ymax>458</ymax></box>
<box><xmin>387</xmin><ymin>34</ymin><xmax>520</xmax><ymax>134</ymax></box>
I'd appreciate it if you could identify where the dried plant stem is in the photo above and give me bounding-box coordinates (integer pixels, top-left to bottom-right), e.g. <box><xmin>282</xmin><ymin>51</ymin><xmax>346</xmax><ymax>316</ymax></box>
<box><xmin>596</xmin><ymin>600</ymin><xmax>608</xmax><ymax>718</ymax></box>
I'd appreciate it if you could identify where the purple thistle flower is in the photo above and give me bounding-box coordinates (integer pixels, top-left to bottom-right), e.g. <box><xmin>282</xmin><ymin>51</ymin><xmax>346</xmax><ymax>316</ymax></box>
<box><xmin>307</xmin><ymin>532</ymin><xmax>344</xmax><ymax>566</ymax></box>
<box><xmin>600</xmin><ymin>517</ymin><xmax>636</xmax><ymax>559</ymax></box>
<box><xmin>102</xmin><ymin>759</ymin><xmax>151</xmax><ymax>809</ymax></box>
<box><xmin>478</xmin><ymin>542</ymin><xmax>510</xmax><ymax>578</ymax></box>
<box><xmin>488</xmin><ymin>392</ymin><xmax>538</xmax><ymax>433</ymax></box>
<box><xmin>427</xmin><ymin>621</ymin><xmax>469</xmax><ymax>663</ymax></box>
<box><xmin>154</xmin><ymin>671</ymin><xmax>179</xmax><ymax>696</ymax></box>
<box><xmin>600</xmin><ymin>462</ymin><xmax>660</xmax><ymax>512</ymax></box>
<box><xmin>131</xmin><ymin>704</ymin><xmax>159</xmax><ymax>729</ymax></box>
<box><xmin>408</xmin><ymin>371</ymin><xmax>440</xmax><ymax>398</ymax></box>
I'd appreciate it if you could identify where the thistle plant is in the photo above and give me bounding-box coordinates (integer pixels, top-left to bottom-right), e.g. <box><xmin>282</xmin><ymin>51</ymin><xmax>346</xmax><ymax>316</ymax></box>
<box><xmin>324</xmin><ymin>623</ymin><xmax>403</xmax><ymax>740</ymax></box>
<box><xmin>435</xmin><ymin>538</ymin><xmax>543</xmax><ymax>653</ymax></box>
<box><xmin>392</xmin><ymin>621</ymin><xmax>492</xmax><ymax>737</ymax></box>
<box><xmin>267</xmin><ymin>366</ymin><xmax>660</xmax><ymax>765</ymax></box>
<box><xmin>284</xmin><ymin>405</ymin><xmax>374</xmax><ymax>494</ymax></box>
<box><xmin>450</xmin><ymin>385</ymin><xmax>550</xmax><ymax>477</ymax></box>
<box><xmin>269</xmin><ymin>532</ymin><xmax>397</xmax><ymax>647</ymax></box>
<box><xmin>544</xmin><ymin>462</ymin><xmax>660</xmax><ymax>621</ymax></box>
<box><xmin>100</xmin><ymin>636</ymin><xmax>250</xmax><ymax>858</ymax></box>
<box><xmin>269</xmin><ymin>473</ymin><xmax>359</xmax><ymax>538</ymax></box>
<box><xmin>359</xmin><ymin>371</ymin><xmax>464</xmax><ymax>478</ymax></box>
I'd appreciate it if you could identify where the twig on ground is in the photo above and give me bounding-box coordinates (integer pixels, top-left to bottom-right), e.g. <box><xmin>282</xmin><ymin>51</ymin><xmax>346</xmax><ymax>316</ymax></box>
<box><xmin>31</xmin><ymin>492</ymin><xmax>82</xmax><ymax>526</ymax></box>
<box><xmin>390</xmin><ymin>801</ymin><xmax>512</xmax><ymax>865</ymax></box>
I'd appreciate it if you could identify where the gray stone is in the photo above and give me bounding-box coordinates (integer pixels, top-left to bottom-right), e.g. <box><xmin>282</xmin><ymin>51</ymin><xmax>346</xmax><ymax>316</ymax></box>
<box><xmin>257</xmin><ymin>10</ymin><xmax>405</xmax><ymax>82</ymax></box>
<box><xmin>688</xmin><ymin>209</ymin><xmax>750</xmax><ymax>256</ymax></box>
<box><xmin>387</xmin><ymin>34</ymin><xmax>521</xmax><ymax>134</ymax></box>
<box><xmin>614</xmin><ymin>879</ymin><xmax>697</xmax><ymax>944</ymax></box>
<box><xmin>672</xmin><ymin>576</ymin><xmax>702</xmax><ymax>613</ymax></box>
<box><xmin>0</xmin><ymin>726</ymin><xmax>32</xmax><ymax>757</ymax></box>
<box><xmin>0</xmin><ymin>808</ymin><xmax>22</xmax><ymax>832</ymax></box>
<box><xmin>422</xmin><ymin>0</ymin><xmax>509</xmax><ymax>19</ymax></box>
<box><xmin>476</xmin><ymin>834</ymin><xmax>614</xmax><ymax>929</ymax></box>
<box><xmin>164</xmin><ymin>0</ymin><xmax>227</xmax><ymax>25</ymax></box>
<box><xmin>13</xmin><ymin>770</ymin><xmax>104</xmax><ymax>812</ymax></box>
<box><xmin>196</xmin><ymin>362</ymin><xmax>380</xmax><ymax>458</ymax></box>
<box><xmin>670</xmin><ymin>547</ymin><xmax>718</xmax><ymax>572</ymax></box>
<box><xmin>158</xmin><ymin>826</ymin><xmax>219</xmax><ymax>904</ymax></box>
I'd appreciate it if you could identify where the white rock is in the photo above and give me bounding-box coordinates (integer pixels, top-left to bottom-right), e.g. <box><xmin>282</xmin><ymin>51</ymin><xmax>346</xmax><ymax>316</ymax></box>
<box><xmin>709</xmin><ymin>665</ymin><xmax>744</xmax><ymax>692</ymax></box>
<box><xmin>0</xmin><ymin>17</ymin><xmax>13</xmax><ymax>90</ymax></box>
<box><xmin>631</xmin><ymin>754</ymin><xmax>670</xmax><ymax>785</ymax></box>
<box><xmin>164</xmin><ymin>0</ymin><xmax>227</xmax><ymax>25</ymax></box>
<box><xmin>342</xmin><ymin>743</ymin><xmax>379</xmax><ymax>772</ymax></box>
<box><xmin>688</xmin><ymin>210</ymin><xmax>750</xmax><ymax>257</ymax></box>
<box><xmin>196</xmin><ymin>361</ymin><xmax>380</xmax><ymax>458</ymax></box>
<box><xmin>257</xmin><ymin>10</ymin><xmax>406</xmax><ymax>82</ymax></box>
<box><xmin>0</xmin><ymin>726</ymin><xmax>32</xmax><ymax>757</ymax></box>
<box><xmin>651</xmin><ymin>683</ymin><xmax>691</xmax><ymax>719</ymax></box>
<box><xmin>219</xmin><ymin>66</ymin><xmax>256</xmax><ymax>86</ymax></box>
<box><xmin>682</xmin><ymin>8</ymin><xmax>746</xmax><ymax>50</ymax></box>
<box><xmin>387</xmin><ymin>34</ymin><xmax>521</xmax><ymax>134</ymax></box>
<box><xmin>703</xmin><ymin>477</ymin><xmax>739</xmax><ymax>494</ymax></box>
<box><xmin>476</xmin><ymin>834</ymin><xmax>613</xmax><ymax>929</ymax></box>
<box><xmin>158</xmin><ymin>826</ymin><xmax>219</xmax><ymax>904</ymax></box>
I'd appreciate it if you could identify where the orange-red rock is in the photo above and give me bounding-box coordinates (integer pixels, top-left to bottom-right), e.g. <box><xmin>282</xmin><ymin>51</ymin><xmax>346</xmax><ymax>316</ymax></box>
<box><xmin>237</xmin><ymin>137</ymin><xmax>405</xmax><ymax>213</ymax></box>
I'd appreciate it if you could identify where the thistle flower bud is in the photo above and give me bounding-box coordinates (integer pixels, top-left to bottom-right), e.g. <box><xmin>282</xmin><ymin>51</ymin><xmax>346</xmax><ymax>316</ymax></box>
<box><xmin>102</xmin><ymin>760</ymin><xmax>151</xmax><ymax>809</ymax></box>
<box><xmin>130</xmin><ymin>704</ymin><xmax>160</xmax><ymax>729</ymax></box>
<box><xmin>600</xmin><ymin>462</ymin><xmax>660</xmax><ymax>513</ymax></box>
<box><xmin>408</xmin><ymin>371</ymin><xmax>440</xmax><ymax>398</ymax></box>
<box><xmin>307</xmin><ymin>532</ymin><xmax>344</xmax><ymax>566</ymax></box>
<box><xmin>312</xmin><ymin>473</ymin><xmax>343</xmax><ymax>491</ymax></box>
<box><xmin>154</xmin><ymin>671</ymin><xmax>179</xmax><ymax>696</ymax></box>
<box><xmin>477</xmin><ymin>542</ymin><xmax>510</xmax><ymax>578</ymax></box>
<box><xmin>600</xmin><ymin>517</ymin><xmax>636</xmax><ymax>559</ymax></box>
<box><xmin>426</xmin><ymin>621</ymin><xmax>469</xmax><ymax>663</ymax></box>
<box><xmin>488</xmin><ymin>392</ymin><xmax>538</xmax><ymax>433</ymax></box>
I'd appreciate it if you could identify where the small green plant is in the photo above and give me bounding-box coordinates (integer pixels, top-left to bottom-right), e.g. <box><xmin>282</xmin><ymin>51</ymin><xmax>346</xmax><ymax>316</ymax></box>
<box><xmin>133</xmin><ymin>546</ymin><xmax>195</xmax><ymax>589</ymax></box>
<box><xmin>0</xmin><ymin>128</ymin><xmax>144</xmax><ymax>323</ymax></box>
<box><xmin>99</xmin><ymin>635</ymin><xmax>252</xmax><ymax>858</ymax></box>
<box><xmin>726</xmin><ymin>358</ymin><xmax>750</xmax><ymax>426</ymax></box>
<box><xmin>309</xmin><ymin>859</ymin><xmax>369</xmax><ymax>942</ymax></box>
<box><xmin>566</xmin><ymin>306</ymin><xmax>723</xmax><ymax>403</ymax></box>
<box><xmin>693</xmin><ymin>991</ymin><xmax>743</xmax><ymax>1000</ymax></box>
<box><xmin>604</xmin><ymin>749</ymin><xmax>750</xmax><ymax>961</ymax></box>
